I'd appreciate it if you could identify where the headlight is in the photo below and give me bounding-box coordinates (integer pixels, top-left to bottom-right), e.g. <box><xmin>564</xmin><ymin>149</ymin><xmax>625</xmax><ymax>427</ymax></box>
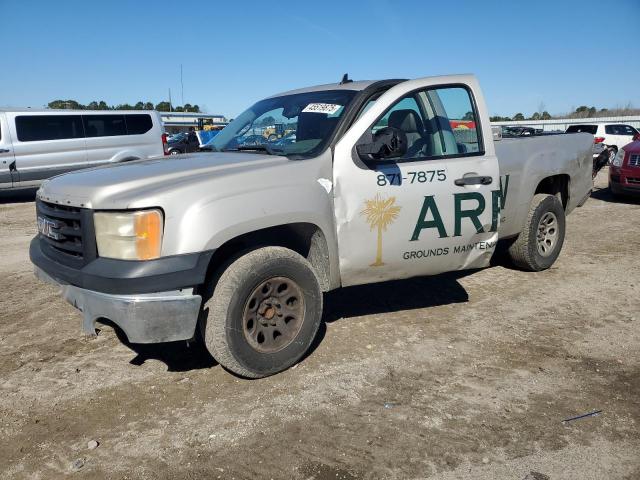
<box><xmin>94</xmin><ymin>209</ymin><xmax>163</xmax><ymax>260</ymax></box>
<box><xmin>612</xmin><ymin>148</ymin><xmax>625</xmax><ymax>167</ymax></box>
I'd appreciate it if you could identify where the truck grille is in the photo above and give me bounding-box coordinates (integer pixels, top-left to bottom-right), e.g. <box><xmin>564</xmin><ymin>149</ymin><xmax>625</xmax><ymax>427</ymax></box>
<box><xmin>627</xmin><ymin>177</ymin><xmax>640</xmax><ymax>184</ymax></box>
<box><xmin>629</xmin><ymin>154</ymin><xmax>640</xmax><ymax>168</ymax></box>
<box><xmin>36</xmin><ymin>199</ymin><xmax>96</xmax><ymax>268</ymax></box>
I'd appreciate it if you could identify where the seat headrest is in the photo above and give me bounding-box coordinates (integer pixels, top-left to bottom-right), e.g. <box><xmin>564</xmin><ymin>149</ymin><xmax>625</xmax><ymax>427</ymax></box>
<box><xmin>388</xmin><ymin>109</ymin><xmax>423</xmax><ymax>133</ymax></box>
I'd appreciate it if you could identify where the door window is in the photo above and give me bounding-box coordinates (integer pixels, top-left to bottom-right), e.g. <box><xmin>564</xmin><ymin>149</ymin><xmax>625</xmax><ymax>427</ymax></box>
<box><xmin>369</xmin><ymin>86</ymin><xmax>482</xmax><ymax>161</ymax></box>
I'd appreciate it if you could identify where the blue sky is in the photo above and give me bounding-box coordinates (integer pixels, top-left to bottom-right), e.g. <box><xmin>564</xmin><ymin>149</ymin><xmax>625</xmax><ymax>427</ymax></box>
<box><xmin>0</xmin><ymin>0</ymin><xmax>638</xmax><ymax>118</ymax></box>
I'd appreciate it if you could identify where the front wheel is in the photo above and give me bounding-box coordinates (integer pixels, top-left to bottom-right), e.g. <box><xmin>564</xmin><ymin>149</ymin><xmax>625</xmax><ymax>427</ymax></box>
<box><xmin>200</xmin><ymin>247</ymin><xmax>323</xmax><ymax>378</ymax></box>
<box><xmin>607</xmin><ymin>147</ymin><xmax>617</xmax><ymax>164</ymax></box>
<box><xmin>507</xmin><ymin>194</ymin><xmax>566</xmax><ymax>271</ymax></box>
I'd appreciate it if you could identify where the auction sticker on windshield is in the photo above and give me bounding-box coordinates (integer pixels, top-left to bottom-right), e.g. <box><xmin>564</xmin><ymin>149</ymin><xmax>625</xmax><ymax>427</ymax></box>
<box><xmin>302</xmin><ymin>103</ymin><xmax>342</xmax><ymax>115</ymax></box>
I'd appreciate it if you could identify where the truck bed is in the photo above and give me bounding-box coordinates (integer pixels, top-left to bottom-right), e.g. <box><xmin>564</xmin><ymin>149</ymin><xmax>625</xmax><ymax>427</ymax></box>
<box><xmin>494</xmin><ymin>132</ymin><xmax>593</xmax><ymax>238</ymax></box>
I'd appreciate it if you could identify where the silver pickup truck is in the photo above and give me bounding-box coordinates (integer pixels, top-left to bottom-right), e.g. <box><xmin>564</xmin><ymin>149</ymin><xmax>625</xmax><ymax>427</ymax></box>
<box><xmin>31</xmin><ymin>74</ymin><xmax>593</xmax><ymax>378</ymax></box>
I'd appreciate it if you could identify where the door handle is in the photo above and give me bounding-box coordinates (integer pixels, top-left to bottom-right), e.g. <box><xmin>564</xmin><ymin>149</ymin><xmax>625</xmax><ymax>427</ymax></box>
<box><xmin>454</xmin><ymin>175</ymin><xmax>493</xmax><ymax>186</ymax></box>
<box><xmin>0</xmin><ymin>149</ymin><xmax>10</xmax><ymax>153</ymax></box>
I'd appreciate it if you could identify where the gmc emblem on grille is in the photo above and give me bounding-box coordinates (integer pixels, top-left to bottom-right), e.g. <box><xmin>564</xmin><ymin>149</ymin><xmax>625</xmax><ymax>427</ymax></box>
<box><xmin>37</xmin><ymin>216</ymin><xmax>62</xmax><ymax>240</ymax></box>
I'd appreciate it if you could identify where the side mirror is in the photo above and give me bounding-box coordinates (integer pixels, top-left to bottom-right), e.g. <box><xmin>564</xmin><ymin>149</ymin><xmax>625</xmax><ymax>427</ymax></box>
<box><xmin>356</xmin><ymin>127</ymin><xmax>407</xmax><ymax>160</ymax></box>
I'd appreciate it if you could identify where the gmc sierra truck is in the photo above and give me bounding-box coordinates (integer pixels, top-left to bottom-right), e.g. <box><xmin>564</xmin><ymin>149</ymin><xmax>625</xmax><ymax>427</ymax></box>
<box><xmin>30</xmin><ymin>74</ymin><xmax>593</xmax><ymax>378</ymax></box>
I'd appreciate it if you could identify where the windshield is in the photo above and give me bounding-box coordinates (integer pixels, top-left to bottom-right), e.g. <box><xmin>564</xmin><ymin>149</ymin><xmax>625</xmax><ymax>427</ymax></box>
<box><xmin>209</xmin><ymin>89</ymin><xmax>357</xmax><ymax>157</ymax></box>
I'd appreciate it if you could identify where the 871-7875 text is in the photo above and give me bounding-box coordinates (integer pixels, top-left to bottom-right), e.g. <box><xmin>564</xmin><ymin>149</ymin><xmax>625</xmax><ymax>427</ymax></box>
<box><xmin>377</xmin><ymin>170</ymin><xmax>446</xmax><ymax>186</ymax></box>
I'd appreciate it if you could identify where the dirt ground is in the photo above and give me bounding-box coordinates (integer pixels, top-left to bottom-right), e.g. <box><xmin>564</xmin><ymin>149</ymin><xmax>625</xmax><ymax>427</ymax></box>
<box><xmin>0</xmin><ymin>170</ymin><xmax>638</xmax><ymax>480</ymax></box>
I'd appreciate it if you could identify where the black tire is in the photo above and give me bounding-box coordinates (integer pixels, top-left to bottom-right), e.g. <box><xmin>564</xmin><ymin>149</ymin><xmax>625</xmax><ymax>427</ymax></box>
<box><xmin>200</xmin><ymin>247</ymin><xmax>323</xmax><ymax>378</ymax></box>
<box><xmin>169</xmin><ymin>149</ymin><xmax>180</xmax><ymax>155</ymax></box>
<box><xmin>507</xmin><ymin>194</ymin><xmax>565</xmax><ymax>271</ymax></box>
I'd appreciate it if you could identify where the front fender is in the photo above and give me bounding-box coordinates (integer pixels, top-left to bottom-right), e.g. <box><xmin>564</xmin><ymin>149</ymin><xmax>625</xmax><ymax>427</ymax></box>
<box><xmin>161</xmin><ymin>177</ymin><xmax>341</xmax><ymax>288</ymax></box>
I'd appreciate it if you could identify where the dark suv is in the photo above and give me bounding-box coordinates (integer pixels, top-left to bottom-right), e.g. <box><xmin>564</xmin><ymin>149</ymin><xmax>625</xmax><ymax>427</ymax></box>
<box><xmin>166</xmin><ymin>131</ymin><xmax>200</xmax><ymax>155</ymax></box>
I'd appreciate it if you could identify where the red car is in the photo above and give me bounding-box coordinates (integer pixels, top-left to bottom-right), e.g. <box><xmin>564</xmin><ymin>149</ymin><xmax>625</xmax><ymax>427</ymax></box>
<box><xmin>609</xmin><ymin>135</ymin><xmax>640</xmax><ymax>197</ymax></box>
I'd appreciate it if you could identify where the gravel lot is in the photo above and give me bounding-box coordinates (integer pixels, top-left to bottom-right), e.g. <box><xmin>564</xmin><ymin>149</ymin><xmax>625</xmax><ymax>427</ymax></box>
<box><xmin>1</xmin><ymin>170</ymin><xmax>638</xmax><ymax>480</ymax></box>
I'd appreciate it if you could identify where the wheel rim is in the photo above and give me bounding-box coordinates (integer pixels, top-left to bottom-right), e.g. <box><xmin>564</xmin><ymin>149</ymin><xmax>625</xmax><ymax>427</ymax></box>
<box><xmin>170</xmin><ymin>150</ymin><xmax>179</xmax><ymax>155</ymax></box>
<box><xmin>242</xmin><ymin>276</ymin><xmax>305</xmax><ymax>353</ymax></box>
<box><xmin>608</xmin><ymin>149</ymin><xmax>616</xmax><ymax>162</ymax></box>
<box><xmin>536</xmin><ymin>211</ymin><xmax>558</xmax><ymax>257</ymax></box>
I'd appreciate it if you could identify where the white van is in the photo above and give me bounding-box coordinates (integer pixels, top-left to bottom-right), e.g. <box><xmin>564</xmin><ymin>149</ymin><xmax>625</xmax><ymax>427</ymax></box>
<box><xmin>0</xmin><ymin>110</ymin><xmax>166</xmax><ymax>189</ymax></box>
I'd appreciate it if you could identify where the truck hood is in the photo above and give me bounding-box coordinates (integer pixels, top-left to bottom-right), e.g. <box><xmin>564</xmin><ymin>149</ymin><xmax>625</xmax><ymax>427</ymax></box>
<box><xmin>37</xmin><ymin>152</ymin><xmax>291</xmax><ymax>209</ymax></box>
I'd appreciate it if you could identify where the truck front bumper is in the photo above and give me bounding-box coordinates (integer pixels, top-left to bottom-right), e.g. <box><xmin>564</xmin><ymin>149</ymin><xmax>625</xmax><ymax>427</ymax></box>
<box><xmin>35</xmin><ymin>266</ymin><xmax>202</xmax><ymax>343</ymax></box>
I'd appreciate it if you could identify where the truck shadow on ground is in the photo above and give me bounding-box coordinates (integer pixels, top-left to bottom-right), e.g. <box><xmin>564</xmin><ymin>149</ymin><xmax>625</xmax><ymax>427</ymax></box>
<box><xmin>590</xmin><ymin>186</ymin><xmax>640</xmax><ymax>205</ymax></box>
<box><xmin>107</xmin><ymin>322</ymin><xmax>218</xmax><ymax>372</ymax></box>
<box><xmin>116</xmin><ymin>271</ymin><xmax>472</xmax><ymax>373</ymax></box>
<box><xmin>0</xmin><ymin>187</ymin><xmax>38</xmax><ymax>204</ymax></box>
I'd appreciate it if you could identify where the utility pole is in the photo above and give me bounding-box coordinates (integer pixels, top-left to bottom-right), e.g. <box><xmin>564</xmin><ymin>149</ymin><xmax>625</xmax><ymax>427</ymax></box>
<box><xmin>168</xmin><ymin>88</ymin><xmax>172</xmax><ymax>112</ymax></box>
<box><xmin>180</xmin><ymin>64</ymin><xmax>184</xmax><ymax>109</ymax></box>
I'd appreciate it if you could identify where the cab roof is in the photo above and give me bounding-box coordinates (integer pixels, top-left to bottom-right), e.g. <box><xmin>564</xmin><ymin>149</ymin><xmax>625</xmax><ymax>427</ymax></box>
<box><xmin>267</xmin><ymin>80</ymin><xmax>384</xmax><ymax>98</ymax></box>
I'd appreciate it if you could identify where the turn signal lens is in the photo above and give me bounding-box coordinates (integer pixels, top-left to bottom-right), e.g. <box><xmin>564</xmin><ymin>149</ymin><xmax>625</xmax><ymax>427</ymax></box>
<box><xmin>134</xmin><ymin>210</ymin><xmax>163</xmax><ymax>260</ymax></box>
<box><xmin>94</xmin><ymin>209</ymin><xmax>163</xmax><ymax>260</ymax></box>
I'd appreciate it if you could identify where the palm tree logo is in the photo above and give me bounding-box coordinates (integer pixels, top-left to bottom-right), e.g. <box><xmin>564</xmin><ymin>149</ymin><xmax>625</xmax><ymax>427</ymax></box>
<box><xmin>361</xmin><ymin>194</ymin><xmax>401</xmax><ymax>267</ymax></box>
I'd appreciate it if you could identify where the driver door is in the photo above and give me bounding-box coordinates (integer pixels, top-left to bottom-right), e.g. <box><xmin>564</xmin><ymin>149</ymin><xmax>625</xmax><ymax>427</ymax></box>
<box><xmin>333</xmin><ymin>76</ymin><xmax>502</xmax><ymax>287</ymax></box>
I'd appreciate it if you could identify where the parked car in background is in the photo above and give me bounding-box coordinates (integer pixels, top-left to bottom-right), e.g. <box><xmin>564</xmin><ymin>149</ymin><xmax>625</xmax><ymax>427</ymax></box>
<box><xmin>566</xmin><ymin>123</ymin><xmax>639</xmax><ymax>163</ymax></box>
<box><xmin>166</xmin><ymin>131</ymin><xmax>200</xmax><ymax>155</ymax></box>
<box><xmin>609</xmin><ymin>138</ymin><xmax>640</xmax><ymax>197</ymax></box>
<box><xmin>501</xmin><ymin>126</ymin><xmax>537</xmax><ymax>137</ymax></box>
<box><xmin>0</xmin><ymin>110</ymin><xmax>164</xmax><ymax>189</ymax></box>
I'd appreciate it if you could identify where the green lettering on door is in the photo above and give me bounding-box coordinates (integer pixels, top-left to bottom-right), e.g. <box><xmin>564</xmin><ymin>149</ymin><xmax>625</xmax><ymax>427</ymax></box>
<box><xmin>454</xmin><ymin>192</ymin><xmax>485</xmax><ymax>237</ymax></box>
<box><xmin>410</xmin><ymin>196</ymin><xmax>448</xmax><ymax>240</ymax></box>
<box><xmin>490</xmin><ymin>175</ymin><xmax>510</xmax><ymax>232</ymax></box>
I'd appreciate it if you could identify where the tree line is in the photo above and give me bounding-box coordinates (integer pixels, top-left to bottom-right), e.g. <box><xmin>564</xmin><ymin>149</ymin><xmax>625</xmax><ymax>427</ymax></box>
<box><xmin>47</xmin><ymin>99</ymin><xmax>201</xmax><ymax>113</ymax></box>
<box><xmin>490</xmin><ymin>104</ymin><xmax>639</xmax><ymax>123</ymax></box>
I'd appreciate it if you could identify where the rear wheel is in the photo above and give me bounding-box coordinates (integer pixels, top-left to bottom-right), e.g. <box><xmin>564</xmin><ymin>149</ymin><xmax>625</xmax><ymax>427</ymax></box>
<box><xmin>608</xmin><ymin>147</ymin><xmax>617</xmax><ymax>164</ymax></box>
<box><xmin>508</xmin><ymin>194</ymin><xmax>566</xmax><ymax>271</ymax></box>
<box><xmin>200</xmin><ymin>247</ymin><xmax>323</xmax><ymax>378</ymax></box>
